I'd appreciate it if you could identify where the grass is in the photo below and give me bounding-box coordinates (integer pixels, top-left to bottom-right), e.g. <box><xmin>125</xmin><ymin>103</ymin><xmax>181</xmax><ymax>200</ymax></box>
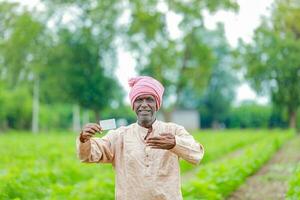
<box><xmin>0</xmin><ymin>129</ymin><xmax>295</xmax><ymax>199</ymax></box>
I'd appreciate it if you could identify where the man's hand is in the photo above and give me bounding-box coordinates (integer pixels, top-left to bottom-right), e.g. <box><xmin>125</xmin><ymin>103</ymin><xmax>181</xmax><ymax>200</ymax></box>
<box><xmin>79</xmin><ymin>123</ymin><xmax>102</xmax><ymax>143</ymax></box>
<box><xmin>145</xmin><ymin>133</ymin><xmax>176</xmax><ymax>150</ymax></box>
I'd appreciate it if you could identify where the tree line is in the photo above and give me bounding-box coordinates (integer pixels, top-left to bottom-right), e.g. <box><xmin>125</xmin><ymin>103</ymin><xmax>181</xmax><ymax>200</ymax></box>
<box><xmin>0</xmin><ymin>0</ymin><xmax>299</xmax><ymax>132</ymax></box>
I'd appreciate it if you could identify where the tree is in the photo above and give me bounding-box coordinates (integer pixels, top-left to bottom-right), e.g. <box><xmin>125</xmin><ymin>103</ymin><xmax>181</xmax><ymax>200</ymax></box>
<box><xmin>0</xmin><ymin>2</ymin><xmax>49</xmax><ymax>133</ymax></box>
<box><xmin>239</xmin><ymin>0</ymin><xmax>300</xmax><ymax>128</ymax></box>
<box><xmin>48</xmin><ymin>28</ymin><xmax>122</xmax><ymax>121</ymax></box>
<box><xmin>124</xmin><ymin>0</ymin><xmax>239</xmax><ymax>120</ymax></box>
<box><xmin>197</xmin><ymin>24</ymin><xmax>238</xmax><ymax>128</ymax></box>
<box><xmin>42</xmin><ymin>0</ymin><xmax>123</xmax><ymax>124</ymax></box>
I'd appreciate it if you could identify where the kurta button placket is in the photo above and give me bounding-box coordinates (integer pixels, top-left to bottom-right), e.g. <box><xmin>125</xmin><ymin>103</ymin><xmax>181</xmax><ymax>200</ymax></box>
<box><xmin>144</xmin><ymin>127</ymin><xmax>153</xmax><ymax>175</ymax></box>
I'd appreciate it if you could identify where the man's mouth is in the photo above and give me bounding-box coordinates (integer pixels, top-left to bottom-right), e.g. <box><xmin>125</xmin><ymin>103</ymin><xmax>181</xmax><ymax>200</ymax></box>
<box><xmin>138</xmin><ymin>110</ymin><xmax>151</xmax><ymax>114</ymax></box>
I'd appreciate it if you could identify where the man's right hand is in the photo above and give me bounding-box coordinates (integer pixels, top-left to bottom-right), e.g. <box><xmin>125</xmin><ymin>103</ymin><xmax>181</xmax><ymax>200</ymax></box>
<box><xmin>79</xmin><ymin>123</ymin><xmax>102</xmax><ymax>143</ymax></box>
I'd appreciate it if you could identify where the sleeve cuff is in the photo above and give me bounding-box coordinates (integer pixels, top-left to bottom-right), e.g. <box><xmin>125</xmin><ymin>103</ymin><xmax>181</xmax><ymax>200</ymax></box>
<box><xmin>76</xmin><ymin>137</ymin><xmax>92</xmax><ymax>162</ymax></box>
<box><xmin>169</xmin><ymin>135</ymin><xmax>189</xmax><ymax>156</ymax></box>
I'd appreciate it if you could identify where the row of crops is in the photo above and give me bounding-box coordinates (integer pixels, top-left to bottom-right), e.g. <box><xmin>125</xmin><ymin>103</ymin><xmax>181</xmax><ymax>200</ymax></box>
<box><xmin>285</xmin><ymin>135</ymin><xmax>300</xmax><ymax>200</ymax></box>
<box><xmin>180</xmin><ymin>130</ymin><xmax>273</xmax><ymax>172</ymax></box>
<box><xmin>183</xmin><ymin>131</ymin><xmax>293</xmax><ymax>199</ymax></box>
<box><xmin>0</xmin><ymin>129</ymin><xmax>298</xmax><ymax>199</ymax></box>
<box><xmin>286</xmin><ymin>164</ymin><xmax>300</xmax><ymax>199</ymax></box>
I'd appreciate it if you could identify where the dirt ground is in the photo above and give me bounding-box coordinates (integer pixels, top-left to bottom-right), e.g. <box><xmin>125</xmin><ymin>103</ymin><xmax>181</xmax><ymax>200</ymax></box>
<box><xmin>227</xmin><ymin>135</ymin><xmax>300</xmax><ymax>200</ymax></box>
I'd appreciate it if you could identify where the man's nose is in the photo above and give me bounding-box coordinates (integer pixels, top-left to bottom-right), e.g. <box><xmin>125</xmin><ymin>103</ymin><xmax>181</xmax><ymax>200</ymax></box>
<box><xmin>141</xmin><ymin>100</ymin><xmax>148</xmax><ymax>107</ymax></box>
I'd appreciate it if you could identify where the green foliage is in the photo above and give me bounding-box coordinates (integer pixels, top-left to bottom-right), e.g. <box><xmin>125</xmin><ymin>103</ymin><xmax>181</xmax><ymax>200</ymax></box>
<box><xmin>40</xmin><ymin>0</ymin><xmax>124</xmax><ymax>120</ymax></box>
<box><xmin>199</xmin><ymin>101</ymin><xmax>291</xmax><ymax>129</ymax></box>
<box><xmin>286</xmin><ymin>164</ymin><xmax>300</xmax><ymax>199</ymax></box>
<box><xmin>0</xmin><ymin>1</ymin><xmax>126</xmax><ymax>130</ymax></box>
<box><xmin>0</xmin><ymin>130</ymin><xmax>294</xmax><ymax>199</ymax></box>
<box><xmin>101</xmin><ymin>104</ymin><xmax>137</xmax><ymax>124</ymax></box>
<box><xmin>180</xmin><ymin>130</ymin><xmax>270</xmax><ymax>172</ymax></box>
<box><xmin>39</xmin><ymin>104</ymin><xmax>73</xmax><ymax>131</ymax></box>
<box><xmin>0</xmin><ymin>133</ymin><xmax>115</xmax><ymax>199</ymax></box>
<box><xmin>285</xmin><ymin>135</ymin><xmax>300</xmax><ymax>199</ymax></box>
<box><xmin>193</xmin><ymin>24</ymin><xmax>238</xmax><ymax>128</ymax></box>
<box><xmin>0</xmin><ymin>3</ymin><xmax>48</xmax><ymax>87</ymax></box>
<box><xmin>182</xmin><ymin>131</ymin><xmax>293</xmax><ymax>199</ymax></box>
<box><xmin>45</xmin><ymin>28</ymin><xmax>122</xmax><ymax>116</ymax></box>
<box><xmin>125</xmin><ymin>0</ymin><xmax>238</xmax><ymax>112</ymax></box>
<box><xmin>226</xmin><ymin>103</ymin><xmax>273</xmax><ymax>128</ymax></box>
<box><xmin>238</xmin><ymin>0</ymin><xmax>300</xmax><ymax>128</ymax></box>
<box><xmin>2</xmin><ymin>0</ymin><xmax>298</xmax><ymax>131</ymax></box>
<box><xmin>0</xmin><ymin>87</ymin><xmax>32</xmax><ymax>130</ymax></box>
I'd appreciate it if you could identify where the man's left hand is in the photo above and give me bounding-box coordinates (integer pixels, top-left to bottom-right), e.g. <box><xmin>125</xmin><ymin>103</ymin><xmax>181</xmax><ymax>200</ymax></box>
<box><xmin>145</xmin><ymin>133</ymin><xmax>176</xmax><ymax>150</ymax></box>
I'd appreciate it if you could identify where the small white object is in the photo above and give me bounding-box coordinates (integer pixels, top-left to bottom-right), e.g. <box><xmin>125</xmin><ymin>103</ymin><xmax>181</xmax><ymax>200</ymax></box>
<box><xmin>99</xmin><ymin>119</ymin><xmax>116</xmax><ymax>130</ymax></box>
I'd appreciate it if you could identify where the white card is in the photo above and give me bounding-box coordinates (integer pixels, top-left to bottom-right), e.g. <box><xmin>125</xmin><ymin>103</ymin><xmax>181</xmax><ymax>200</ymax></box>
<box><xmin>99</xmin><ymin>119</ymin><xmax>116</xmax><ymax>131</ymax></box>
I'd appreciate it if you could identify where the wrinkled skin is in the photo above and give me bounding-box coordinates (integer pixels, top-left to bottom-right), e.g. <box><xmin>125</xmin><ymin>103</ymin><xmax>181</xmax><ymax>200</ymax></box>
<box><xmin>133</xmin><ymin>94</ymin><xmax>157</xmax><ymax>128</ymax></box>
<box><xmin>80</xmin><ymin>94</ymin><xmax>175</xmax><ymax>149</ymax></box>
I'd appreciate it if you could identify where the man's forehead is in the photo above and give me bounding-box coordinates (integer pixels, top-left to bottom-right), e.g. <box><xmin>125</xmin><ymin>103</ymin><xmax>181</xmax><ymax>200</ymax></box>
<box><xmin>137</xmin><ymin>94</ymin><xmax>155</xmax><ymax>99</ymax></box>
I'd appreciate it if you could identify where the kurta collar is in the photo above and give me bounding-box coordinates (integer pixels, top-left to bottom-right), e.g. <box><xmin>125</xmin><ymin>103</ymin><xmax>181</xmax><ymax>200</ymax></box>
<box><xmin>136</xmin><ymin>119</ymin><xmax>159</xmax><ymax>134</ymax></box>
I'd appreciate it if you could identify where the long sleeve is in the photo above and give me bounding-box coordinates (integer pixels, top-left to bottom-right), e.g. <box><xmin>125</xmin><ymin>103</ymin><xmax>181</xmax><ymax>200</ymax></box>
<box><xmin>76</xmin><ymin>130</ymin><xmax>118</xmax><ymax>164</ymax></box>
<box><xmin>169</xmin><ymin>125</ymin><xmax>204</xmax><ymax>165</ymax></box>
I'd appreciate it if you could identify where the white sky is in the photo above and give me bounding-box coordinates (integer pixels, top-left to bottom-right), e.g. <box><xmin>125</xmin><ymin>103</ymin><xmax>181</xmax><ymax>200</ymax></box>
<box><xmin>6</xmin><ymin>0</ymin><xmax>274</xmax><ymax>105</ymax></box>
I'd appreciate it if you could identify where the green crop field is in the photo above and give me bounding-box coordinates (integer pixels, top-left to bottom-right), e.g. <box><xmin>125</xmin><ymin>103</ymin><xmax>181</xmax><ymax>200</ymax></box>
<box><xmin>286</xmin><ymin>162</ymin><xmax>300</xmax><ymax>199</ymax></box>
<box><xmin>0</xmin><ymin>130</ymin><xmax>298</xmax><ymax>200</ymax></box>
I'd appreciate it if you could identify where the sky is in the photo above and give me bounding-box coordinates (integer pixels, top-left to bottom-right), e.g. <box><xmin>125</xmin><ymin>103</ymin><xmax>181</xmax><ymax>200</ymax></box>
<box><xmin>7</xmin><ymin>0</ymin><xmax>274</xmax><ymax>105</ymax></box>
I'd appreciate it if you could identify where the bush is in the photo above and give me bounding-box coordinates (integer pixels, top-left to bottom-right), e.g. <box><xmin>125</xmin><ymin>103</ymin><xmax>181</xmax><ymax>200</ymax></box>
<box><xmin>225</xmin><ymin>103</ymin><xmax>272</xmax><ymax>128</ymax></box>
<box><xmin>0</xmin><ymin>87</ymin><xmax>32</xmax><ymax>130</ymax></box>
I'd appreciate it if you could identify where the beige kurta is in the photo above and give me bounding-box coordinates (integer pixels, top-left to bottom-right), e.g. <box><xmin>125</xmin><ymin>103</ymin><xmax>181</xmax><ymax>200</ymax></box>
<box><xmin>76</xmin><ymin>120</ymin><xmax>204</xmax><ymax>200</ymax></box>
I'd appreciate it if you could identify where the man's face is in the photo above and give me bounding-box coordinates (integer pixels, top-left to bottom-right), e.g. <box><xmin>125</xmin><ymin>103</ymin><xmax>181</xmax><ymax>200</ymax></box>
<box><xmin>133</xmin><ymin>94</ymin><xmax>157</xmax><ymax>126</ymax></box>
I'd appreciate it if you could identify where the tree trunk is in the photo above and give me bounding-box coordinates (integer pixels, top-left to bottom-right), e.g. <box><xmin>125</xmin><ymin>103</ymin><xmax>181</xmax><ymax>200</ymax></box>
<box><xmin>94</xmin><ymin>110</ymin><xmax>101</xmax><ymax>123</ymax></box>
<box><xmin>289</xmin><ymin>110</ymin><xmax>297</xmax><ymax>129</ymax></box>
<box><xmin>82</xmin><ymin>109</ymin><xmax>90</xmax><ymax>125</ymax></box>
<box><xmin>32</xmin><ymin>76</ymin><xmax>39</xmax><ymax>134</ymax></box>
<box><xmin>73</xmin><ymin>104</ymin><xmax>81</xmax><ymax>132</ymax></box>
<box><xmin>212</xmin><ymin>120</ymin><xmax>220</xmax><ymax>129</ymax></box>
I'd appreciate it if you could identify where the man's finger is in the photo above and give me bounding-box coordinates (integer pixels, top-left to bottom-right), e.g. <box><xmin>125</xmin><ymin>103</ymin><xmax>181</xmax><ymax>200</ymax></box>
<box><xmin>83</xmin><ymin>127</ymin><xmax>95</xmax><ymax>133</ymax></box>
<box><xmin>84</xmin><ymin>133</ymin><xmax>94</xmax><ymax>138</ymax></box>
<box><xmin>86</xmin><ymin>126</ymin><xmax>99</xmax><ymax>133</ymax></box>
<box><xmin>91</xmin><ymin>124</ymin><xmax>102</xmax><ymax>132</ymax></box>
<box><xmin>159</xmin><ymin>133</ymin><xmax>173</xmax><ymax>136</ymax></box>
<box><xmin>90</xmin><ymin>125</ymin><xmax>102</xmax><ymax>133</ymax></box>
<box><xmin>147</xmin><ymin>136</ymin><xmax>163</xmax><ymax>141</ymax></box>
<box><xmin>147</xmin><ymin>143</ymin><xmax>162</xmax><ymax>148</ymax></box>
<box><xmin>85</xmin><ymin>123</ymin><xmax>102</xmax><ymax>132</ymax></box>
<box><xmin>96</xmin><ymin>124</ymin><xmax>103</xmax><ymax>132</ymax></box>
<box><xmin>146</xmin><ymin>140</ymin><xmax>165</xmax><ymax>145</ymax></box>
<box><xmin>83</xmin><ymin>127</ymin><xmax>96</xmax><ymax>134</ymax></box>
<box><xmin>146</xmin><ymin>141</ymin><xmax>164</xmax><ymax>145</ymax></box>
<box><xmin>149</xmin><ymin>145</ymin><xmax>167</xmax><ymax>149</ymax></box>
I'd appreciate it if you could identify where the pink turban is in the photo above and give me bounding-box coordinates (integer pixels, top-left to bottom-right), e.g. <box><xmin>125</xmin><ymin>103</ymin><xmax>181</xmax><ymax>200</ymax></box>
<box><xmin>128</xmin><ymin>76</ymin><xmax>164</xmax><ymax>110</ymax></box>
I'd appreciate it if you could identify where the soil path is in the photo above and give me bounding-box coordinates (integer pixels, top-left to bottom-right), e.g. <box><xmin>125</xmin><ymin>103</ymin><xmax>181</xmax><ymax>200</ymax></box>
<box><xmin>227</xmin><ymin>134</ymin><xmax>300</xmax><ymax>200</ymax></box>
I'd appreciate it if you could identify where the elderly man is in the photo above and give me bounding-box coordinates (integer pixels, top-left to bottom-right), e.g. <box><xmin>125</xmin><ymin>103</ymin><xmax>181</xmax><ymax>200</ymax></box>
<box><xmin>77</xmin><ymin>76</ymin><xmax>204</xmax><ymax>200</ymax></box>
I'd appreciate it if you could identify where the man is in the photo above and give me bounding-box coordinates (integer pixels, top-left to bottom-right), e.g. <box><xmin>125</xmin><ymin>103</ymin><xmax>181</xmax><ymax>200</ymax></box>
<box><xmin>77</xmin><ymin>76</ymin><xmax>204</xmax><ymax>200</ymax></box>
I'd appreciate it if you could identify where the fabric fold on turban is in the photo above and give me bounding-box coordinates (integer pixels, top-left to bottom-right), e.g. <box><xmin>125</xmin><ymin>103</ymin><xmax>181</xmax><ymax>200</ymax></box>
<box><xmin>128</xmin><ymin>76</ymin><xmax>164</xmax><ymax>110</ymax></box>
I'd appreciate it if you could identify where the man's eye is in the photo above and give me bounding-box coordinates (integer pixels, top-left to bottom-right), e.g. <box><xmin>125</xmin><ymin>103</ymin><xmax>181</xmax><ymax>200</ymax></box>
<box><xmin>147</xmin><ymin>98</ymin><xmax>154</xmax><ymax>102</ymax></box>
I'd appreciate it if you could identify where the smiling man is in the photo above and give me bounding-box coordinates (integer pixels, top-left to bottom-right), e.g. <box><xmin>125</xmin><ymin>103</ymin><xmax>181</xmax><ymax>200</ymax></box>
<box><xmin>77</xmin><ymin>76</ymin><xmax>204</xmax><ymax>200</ymax></box>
